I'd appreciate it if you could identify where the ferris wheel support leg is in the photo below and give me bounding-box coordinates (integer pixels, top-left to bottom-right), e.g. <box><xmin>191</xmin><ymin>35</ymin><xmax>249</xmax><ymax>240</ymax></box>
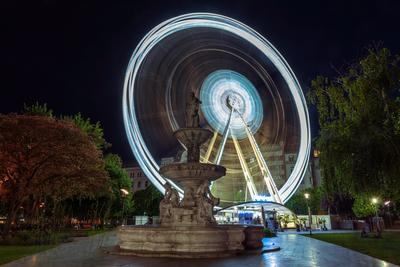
<box><xmin>241</xmin><ymin>119</ymin><xmax>283</xmax><ymax>204</ymax></box>
<box><xmin>202</xmin><ymin>131</ymin><xmax>218</xmax><ymax>163</ymax></box>
<box><xmin>232</xmin><ymin>136</ymin><xmax>258</xmax><ymax>200</ymax></box>
<box><xmin>214</xmin><ymin>109</ymin><xmax>234</xmax><ymax>165</ymax></box>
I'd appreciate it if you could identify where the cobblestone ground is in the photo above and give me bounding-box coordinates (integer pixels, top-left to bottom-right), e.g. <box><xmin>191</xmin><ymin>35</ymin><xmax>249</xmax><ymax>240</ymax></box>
<box><xmin>2</xmin><ymin>231</ymin><xmax>397</xmax><ymax>267</ymax></box>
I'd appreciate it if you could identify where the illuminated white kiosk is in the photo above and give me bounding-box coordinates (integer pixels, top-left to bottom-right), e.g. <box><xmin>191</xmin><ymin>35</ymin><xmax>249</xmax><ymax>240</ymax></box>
<box><xmin>119</xmin><ymin>13</ymin><xmax>311</xmax><ymax>258</ymax></box>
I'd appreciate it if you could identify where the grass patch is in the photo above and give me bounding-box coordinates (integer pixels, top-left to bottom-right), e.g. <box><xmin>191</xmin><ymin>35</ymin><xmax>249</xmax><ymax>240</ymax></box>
<box><xmin>71</xmin><ymin>228</ymin><xmax>113</xmax><ymax>237</ymax></box>
<box><xmin>0</xmin><ymin>230</ymin><xmax>72</xmax><ymax>245</ymax></box>
<box><xmin>0</xmin><ymin>228</ymin><xmax>113</xmax><ymax>264</ymax></box>
<box><xmin>303</xmin><ymin>232</ymin><xmax>400</xmax><ymax>265</ymax></box>
<box><xmin>0</xmin><ymin>245</ymin><xmax>55</xmax><ymax>265</ymax></box>
<box><xmin>85</xmin><ymin>228</ymin><xmax>111</xmax><ymax>236</ymax></box>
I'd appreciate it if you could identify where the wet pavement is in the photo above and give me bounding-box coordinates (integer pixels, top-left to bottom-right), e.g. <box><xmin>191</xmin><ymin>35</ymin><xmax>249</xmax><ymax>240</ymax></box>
<box><xmin>2</xmin><ymin>231</ymin><xmax>397</xmax><ymax>267</ymax></box>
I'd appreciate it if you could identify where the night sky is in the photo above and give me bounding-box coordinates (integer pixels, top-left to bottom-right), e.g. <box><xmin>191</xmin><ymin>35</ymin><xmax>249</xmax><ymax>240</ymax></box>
<box><xmin>2</xmin><ymin>0</ymin><xmax>400</xmax><ymax>163</ymax></box>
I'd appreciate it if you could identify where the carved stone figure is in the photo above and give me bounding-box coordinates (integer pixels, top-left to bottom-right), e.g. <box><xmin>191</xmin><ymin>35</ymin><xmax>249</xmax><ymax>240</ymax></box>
<box><xmin>187</xmin><ymin>142</ymin><xmax>200</xmax><ymax>162</ymax></box>
<box><xmin>159</xmin><ymin>182</ymin><xmax>180</xmax><ymax>224</ymax></box>
<box><xmin>196</xmin><ymin>180</ymin><xmax>220</xmax><ymax>224</ymax></box>
<box><xmin>186</xmin><ymin>91</ymin><xmax>201</xmax><ymax>128</ymax></box>
<box><xmin>181</xmin><ymin>187</ymin><xmax>196</xmax><ymax>208</ymax></box>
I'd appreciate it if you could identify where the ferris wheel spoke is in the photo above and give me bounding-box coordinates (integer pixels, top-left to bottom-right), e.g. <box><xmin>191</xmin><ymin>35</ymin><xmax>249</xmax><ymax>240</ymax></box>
<box><xmin>237</xmin><ymin>113</ymin><xmax>282</xmax><ymax>204</ymax></box>
<box><xmin>214</xmin><ymin>108</ymin><xmax>234</xmax><ymax>165</ymax></box>
<box><xmin>232</xmin><ymin>136</ymin><xmax>258</xmax><ymax>200</ymax></box>
<box><xmin>246</xmin><ymin>127</ymin><xmax>282</xmax><ymax>203</ymax></box>
<box><xmin>202</xmin><ymin>131</ymin><xmax>218</xmax><ymax>163</ymax></box>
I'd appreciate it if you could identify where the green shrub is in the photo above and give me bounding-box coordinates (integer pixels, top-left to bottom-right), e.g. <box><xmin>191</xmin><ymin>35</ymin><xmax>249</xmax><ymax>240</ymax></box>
<box><xmin>352</xmin><ymin>195</ymin><xmax>377</xmax><ymax>218</ymax></box>
<box><xmin>262</xmin><ymin>228</ymin><xmax>276</xmax><ymax>237</ymax></box>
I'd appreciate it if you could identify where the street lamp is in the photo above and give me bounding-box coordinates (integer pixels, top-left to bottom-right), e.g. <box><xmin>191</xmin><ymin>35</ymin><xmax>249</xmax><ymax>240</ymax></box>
<box><xmin>371</xmin><ymin>197</ymin><xmax>383</xmax><ymax>236</ymax></box>
<box><xmin>371</xmin><ymin>197</ymin><xmax>379</xmax><ymax>218</ymax></box>
<box><xmin>120</xmin><ymin>188</ymin><xmax>129</xmax><ymax>195</ymax></box>
<box><xmin>120</xmin><ymin>189</ymin><xmax>129</xmax><ymax>226</ymax></box>
<box><xmin>304</xmin><ymin>193</ymin><xmax>312</xmax><ymax>235</ymax></box>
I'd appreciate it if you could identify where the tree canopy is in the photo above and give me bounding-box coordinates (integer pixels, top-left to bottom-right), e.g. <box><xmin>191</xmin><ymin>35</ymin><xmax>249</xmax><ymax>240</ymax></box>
<box><xmin>104</xmin><ymin>154</ymin><xmax>133</xmax><ymax>219</ymax></box>
<box><xmin>308</xmin><ymin>47</ymin><xmax>400</xmax><ymax>208</ymax></box>
<box><xmin>23</xmin><ymin>102</ymin><xmax>53</xmax><ymax>117</ymax></box>
<box><xmin>285</xmin><ymin>187</ymin><xmax>323</xmax><ymax>215</ymax></box>
<box><xmin>352</xmin><ymin>194</ymin><xmax>378</xmax><ymax>218</ymax></box>
<box><xmin>63</xmin><ymin>113</ymin><xmax>109</xmax><ymax>150</ymax></box>
<box><xmin>23</xmin><ymin>102</ymin><xmax>108</xmax><ymax>150</ymax></box>
<box><xmin>0</xmin><ymin>114</ymin><xmax>109</xmax><ymax>232</ymax></box>
<box><xmin>131</xmin><ymin>185</ymin><xmax>163</xmax><ymax>216</ymax></box>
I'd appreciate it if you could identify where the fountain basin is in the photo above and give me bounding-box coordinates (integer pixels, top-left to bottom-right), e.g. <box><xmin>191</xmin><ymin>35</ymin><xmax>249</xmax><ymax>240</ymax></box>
<box><xmin>118</xmin><ymin>225</ymin><xmax>245</xmax><ymax>258</ymax></box>
<box><xmin>174</xmin><ymin>128</ymin><xmax>212</xmax><ymax>148</ymax></box>
<box><xmin>160</xmin><ymin>162</ymin><xmax>226</xmax><ymax>184</ymax></box>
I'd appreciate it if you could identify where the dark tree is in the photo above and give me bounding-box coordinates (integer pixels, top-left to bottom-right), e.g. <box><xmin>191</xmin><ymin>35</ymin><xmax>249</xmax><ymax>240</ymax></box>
<box><xmin>131</xmin><ymin>185</ymin><xmax>163</xmax><ymax>216</ymax></box>
<box><xmin>0</xmin><ymin>114</ymin><xmax>108</xmax><ymax>233</ymax></box>
<box><xmin>308</xmin><ymin>47</ymin><xmax>400</xmax><ymax>211</ymax></box>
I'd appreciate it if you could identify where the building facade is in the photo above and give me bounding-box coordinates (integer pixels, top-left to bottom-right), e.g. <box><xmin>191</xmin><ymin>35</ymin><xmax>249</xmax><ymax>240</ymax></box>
<box><xmin>126</xmin><ymin>149</ymin><xmax>322</xmax><ymax>197</ymax></box>
<box><xmin>124</xmin><ymin>166</ymin><xmax>151</xmax><ymax>193</ymax></box>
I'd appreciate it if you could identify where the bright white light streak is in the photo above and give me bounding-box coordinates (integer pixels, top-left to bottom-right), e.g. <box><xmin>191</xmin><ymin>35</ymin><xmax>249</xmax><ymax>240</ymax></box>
<box><xmin>200</xmin><ymin>70</ymin><xmax>263</xmax><ymax>139</ymax></box>
<box><xmin>242</xmin><ymin>117</ymin><xmax>282</xmax><ymax>204</ymax></box>
<box><xmin>232</xmin><ymin>136</ymin><xmax>258</xmax><ymax>199</ymax></box>
<box><xmin>202</xmin><ymin>131</ymin><xmax>218</xmax><ymax>163</ymax></box>
<box><xmin>123</xmin><ymin>13</ymin><xmax>310</xmax><ymax>203</ymax></box>
<box><xmin>214</xmin><ymin>108</ymin><xmax>234</xmax><ymax>165</ymax></box>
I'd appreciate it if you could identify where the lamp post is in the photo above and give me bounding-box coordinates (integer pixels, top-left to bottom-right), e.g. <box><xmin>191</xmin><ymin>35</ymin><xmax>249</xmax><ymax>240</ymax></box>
<box><xmin>120</xmin><ymin>189</ymin><xmax>129</xmax><ymax>226</ymax></box>
<box><xmin>371</xmin><ymin>197</ymin><xmax>382</xmax><ymax>236</ymax></box>
<box><xmin>304</xmin><ymin>193</ymin><xmax>312</xmax><ymax>235</ymax></box>
<box><xmin>371</xmin><ymin>197</ymin><xmax>378</xmax><ymax>218</ymax></box>
<box><xmin>384</xmin><ymin>200</ymin><xmax>391</xmax><ymax>227</ymax></box>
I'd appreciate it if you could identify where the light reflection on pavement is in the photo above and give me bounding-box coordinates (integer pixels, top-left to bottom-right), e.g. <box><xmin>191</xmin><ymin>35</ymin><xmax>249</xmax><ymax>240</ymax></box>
<box><xmin>2</xmin><ymin>231</ymin><xmax>397</xmax><ymax>267</ymax></box>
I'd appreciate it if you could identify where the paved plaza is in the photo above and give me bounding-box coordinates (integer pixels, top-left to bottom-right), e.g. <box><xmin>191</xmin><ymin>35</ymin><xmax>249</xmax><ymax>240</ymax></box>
<box><xmin>2</xmin><ymin>231</ymin><xmax>397</xmax><ymax>267</ymax></box>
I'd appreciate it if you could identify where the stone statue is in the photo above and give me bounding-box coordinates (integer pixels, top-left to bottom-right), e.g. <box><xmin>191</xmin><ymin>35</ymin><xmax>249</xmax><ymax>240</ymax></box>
<box><xmin>186</xmin><ymin>91</ymin><xmax>201</xmax><ymax>128</ymax></box>
<box><xmin>181</xmin><ymin>187</ymin><xmax>196</xmax><ymax>208</ymax></box>
<box><xmin>196</xmin><ymin>180</ymin><xmax>219</xmax><ymax>224</ymax></box>
<box><xmin>187</xmin><ymin>142</ymin><xmax>200</xmax><ymax>162</ymax></box>
<box><xmin>159</xmin><ymin>182</ymin><xmax>180</xmax><ymax>224</ymax></box>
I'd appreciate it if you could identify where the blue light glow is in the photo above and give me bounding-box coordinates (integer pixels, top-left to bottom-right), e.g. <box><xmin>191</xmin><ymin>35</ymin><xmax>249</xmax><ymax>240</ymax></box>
<box><xmin>200</xmin><ymin>70</ymin><xmax>263</xmax><ymax>139</ymax></box>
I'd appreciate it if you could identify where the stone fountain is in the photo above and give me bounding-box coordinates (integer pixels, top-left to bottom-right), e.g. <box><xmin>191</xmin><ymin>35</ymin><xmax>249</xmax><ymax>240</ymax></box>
<box><xmin>117</xmin><ymin>92</ymin><xmax>263</xmax><ymax>258</ymax></box>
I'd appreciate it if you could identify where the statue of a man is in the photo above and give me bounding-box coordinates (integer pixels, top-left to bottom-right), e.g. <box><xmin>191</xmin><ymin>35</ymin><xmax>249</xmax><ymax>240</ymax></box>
<box><xmin>186</xmin><ymin>91</ymin><xmax>201</xmax><ymax>128</ymax></box>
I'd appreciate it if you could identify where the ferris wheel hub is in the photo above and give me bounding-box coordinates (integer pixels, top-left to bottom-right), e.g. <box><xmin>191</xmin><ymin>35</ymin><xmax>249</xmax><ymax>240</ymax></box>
<box><xmin>200</xmin><ymin>69</ymin><xmax>264</xmax><ymax>139</ymax></box>
<box><xmin>226</xmin><ymin>93</ymin><xmax>242</xmax><ymax>111</ymax></box>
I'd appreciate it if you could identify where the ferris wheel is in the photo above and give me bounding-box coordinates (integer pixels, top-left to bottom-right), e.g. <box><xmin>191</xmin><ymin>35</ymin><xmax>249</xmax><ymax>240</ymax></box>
<box><xmin>123</xmin><ymin>13</ymin><xmax>311</xmax><ymax>207</ymax></box>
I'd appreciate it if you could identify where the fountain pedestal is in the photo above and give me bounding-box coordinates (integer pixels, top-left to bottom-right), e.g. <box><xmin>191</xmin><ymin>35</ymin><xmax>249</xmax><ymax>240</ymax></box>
<box><xmin>117</xmin><ymin>94</ymin><xmax>263</xmax><ymax>258</ymax></box>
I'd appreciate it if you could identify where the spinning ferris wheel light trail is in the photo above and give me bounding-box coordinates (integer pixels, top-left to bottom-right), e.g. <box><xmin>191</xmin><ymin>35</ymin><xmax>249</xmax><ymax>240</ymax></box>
<box><xmin>232</xmin><ymin>135</ymin><xmax>258</xmax><ymax>200</ymax></box>
<box><xmin>123</xmin><ymin>13</ymin><xmax>311</xmax><ymax>206</ymax></box>
<box><xmin>214</xmin><ymin>108</ymin><xmax>234</xmax><ymax>165</ymax></box>
<box><xmin>241</xmin><ymin>116</ymin><xmax>282</xmax><ymax>204</ymax></box>
<box><xmin>208</xmin><ymin>98</ymin><xmax>283</xmax><ymax>204</ymax></box>
<box><xmin>203</xmin><ymin>131</ymin><xmax>218</xmax><ymax>163</ymax></box>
